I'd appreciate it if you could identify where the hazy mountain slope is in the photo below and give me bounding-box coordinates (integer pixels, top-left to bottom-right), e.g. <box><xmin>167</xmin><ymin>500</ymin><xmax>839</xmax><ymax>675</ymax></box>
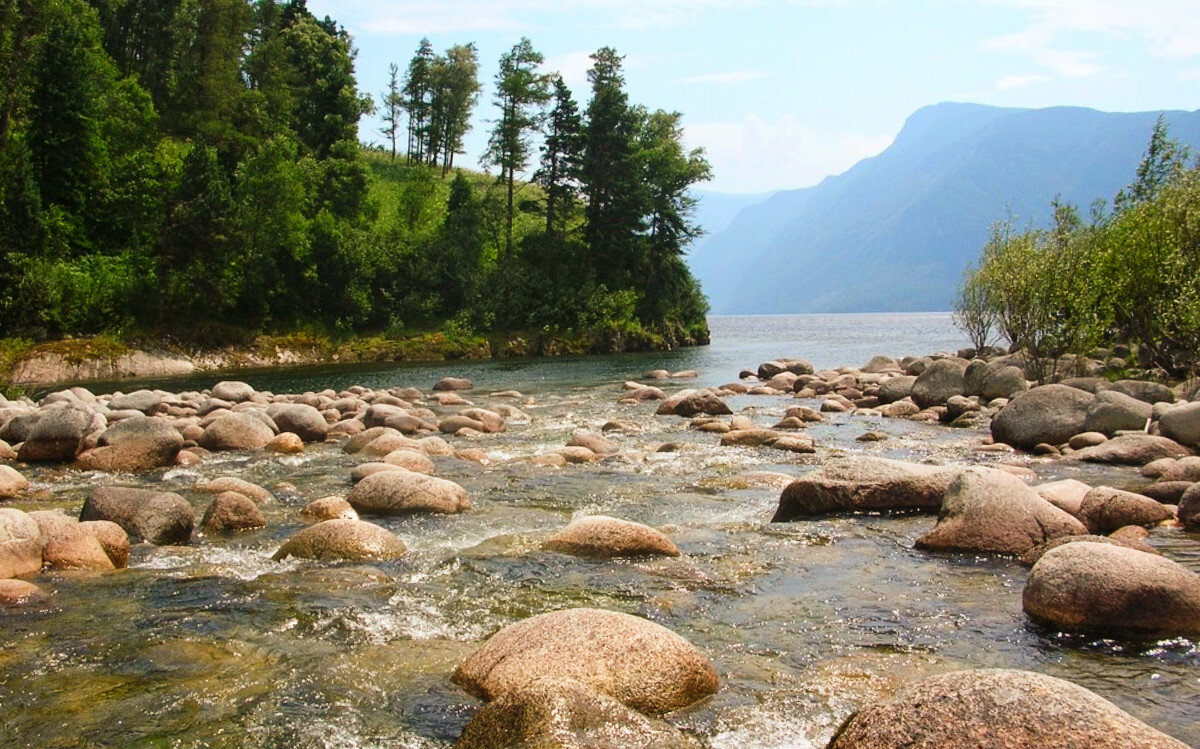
<box><xmin>690</xmin><ymin>103</ymin><xmax>1200</xmax><ymax>313</ymax></box>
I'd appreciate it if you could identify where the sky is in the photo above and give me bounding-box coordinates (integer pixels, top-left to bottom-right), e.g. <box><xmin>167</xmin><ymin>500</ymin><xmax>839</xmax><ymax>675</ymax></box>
<box><xmin>309</xmin><ymin>0</ymin><xmax>1200</xmax><ymax>194</ymax></box>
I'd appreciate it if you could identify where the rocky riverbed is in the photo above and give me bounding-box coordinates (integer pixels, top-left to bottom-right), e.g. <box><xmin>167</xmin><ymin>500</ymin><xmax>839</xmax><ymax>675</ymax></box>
<box><xmin>1</xmin><ymin>348</ymin><xmax>1198</xmax><ymax>747</ymax></box>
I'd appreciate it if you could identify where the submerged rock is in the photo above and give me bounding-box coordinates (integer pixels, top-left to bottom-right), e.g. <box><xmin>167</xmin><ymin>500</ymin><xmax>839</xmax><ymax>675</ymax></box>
<box><xmin>543</xmin><ymin>516</ymin><xmax>680</xmax><ymax>558</ymax></box>
<box><xmin>272</xmin><ymin>519</ymin><xmax>405</xmax><ymax>562</ymax></box>
<box><xmin>1023</xmin><ymin>541</ymin><xmax>1200</xmax><ymax>637</ymax></box>
<box><xmin>828</xmin><ymin>668</ymin><xmax>1188</xmax><ymax>749</ymax></box>
<box><xmin>0</xmin><ymin>578</ymin><xmax>48</xmax><ymax>605</ymax></box>
<box><xmin>452</xmin><ymin>608</ymin><xmax>718</xmax><ymax>716</ymax></box>
<box><xmin>299</xmin><ymin>496</ymin><xmax>358</xmax><ymax>523</ymax></box>
<box><xmin>200</xmin><ymin>492</ymin><xmax>266</xmax><ymax>533</ymax></box>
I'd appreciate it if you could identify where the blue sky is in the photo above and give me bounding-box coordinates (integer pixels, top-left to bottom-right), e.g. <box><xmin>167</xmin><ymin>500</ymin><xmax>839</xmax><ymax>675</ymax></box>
<box><xmin>310</xmin><ymin>0</ymin><xmax>1200</xmax><ymax>193</ymax></box>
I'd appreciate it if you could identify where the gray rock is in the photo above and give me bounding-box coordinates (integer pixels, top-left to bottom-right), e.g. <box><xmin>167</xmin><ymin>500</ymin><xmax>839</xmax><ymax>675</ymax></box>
<box><xmin>107</xmin><ymin>390</ymin><xmax>162</xmax><ymax>414</ymax></box>
<box><xmin>980</xmin><ymin>365</ymin><xmax>1028</xmax><ymax>400</ymax></box>
<box><xmin>75</xmin><ymin>416</ymin><xmax>183</xmax><ymax>472</ymax></box>
<box><xmin>452</xmin><ymin>608</ymin><xmax>719</xmax><ymax>716</ymax></box>
<box><xmin>267</xmin><ymin>404</ymin><xmax>329</xmax><ymax>442</ymax></box>
<box><xmin>1019</xmin><ymin>533</ymin><xmax>1160</xmax><ymax>566</ymax></box>
<box><xmin>543</xmin><ymin>516</ymin><xmax>679</xmax><ymax>558</ymax></box>
<box><xmin>773</xmin><ymin>458</ymin><xmax>962</xmax><ymax>521</ymax></box>
<box><xmin>910</xmin><ymin>358</ymin><xmax>969</xmax><ymax>409</ymax></box>
<box><xmin>915</xmin><ymin>467</ymin><xmax>1087</xmax><ymax>555</ymax></box>
<box><xmin>566</xmin><ymin>431</ymin><xmax>619</xmax><ymax>456</ymax></box>
<box><xmin>1159</xmin><ymin>401</ymin><xmax>1200</xmax><ymax>448</ymax></box>
<box><xmin>877</xmin><ymin>376</ymin><xmax>916</xmax><ymax>404</ymax></box>
<box><xmin>861</xmin><ymin>355</ymin><xmax>900</xmax><ymax>374</ymax></box>
<box><xmin>433</xmin><ymin>377</ymin><xmax>473</xmax><ymax>391</ymax></box>
<box><xmin>1107</xmin><ymin>379</ymin><xmax>1175</xmax><ymax>404</ymax></box>
<box><xmin>1179</xmin><ymin>483</ymin><xmax>1200</xmax><ymax>529</ymax></box>
<box><xmin>80</xmin><ymin>487</ymin><xmax>194</xmax><ymax>545</ymax></box>
<box><xmin>18</xmin><ymin>406</ymin><xmax>105</xmax><ymax>462</ymax></box>
<box><xmin>1024</xmin><ymin>541</ymin><xmax>1200</xmax><ymax>637</ymax></box>
<box><xmin>828</xmin><ymin>668</ymin><xmax>1188</xmax><ymax>749</ymax></box>
<box><xmin>655</xmin><ymin>389</ymin><xmax>732</xmax><ymax>417</ymax></box>
<box><xmin>200</xmin><ymin>492</ymin><xmax>266</xmax><ymax>533</ymax></box>
<box><xmin>0</xmin><ymin>465</ymin><xmax>30</xmax><ymax>499</ymax></box>
<box><xmin>210</xmin><ymin>381</ymin><xmax>255</xmax><ymax>403</ymax></box>
<box><xmin>1141</xmin><ymin>481</ymin><xmax>1193</xmax><ymax>503</ymax></box>
<box><xmin>990</xmin><ymin>385</ymin><xmax>1095</xmax><ymax>451</ymax></box>
<box><xmin>1033</xmin><ymin>479</ymin><xmax>1091</xmax><ymax>517</ymax></box>
<box><xmin>198</xmin><ymin>412</ymin><xmax>275</xmax><ymax>451</ymax></box>
<box><xmin>1083</xmin><ymin>390</ymin><xmax>1152</xmax><ymax>435</ymax></box>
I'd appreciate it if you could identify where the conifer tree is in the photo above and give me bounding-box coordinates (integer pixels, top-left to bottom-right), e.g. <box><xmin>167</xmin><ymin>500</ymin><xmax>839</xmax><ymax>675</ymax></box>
<box><xmin>381</xmin><ymin>62</ymin><xmax>403</xmax><ymax>161</ymax></box>
<box><xmin>535</xmin><ymin>75</ymin><xmax>583</xmax><ymax>237</ymax></box>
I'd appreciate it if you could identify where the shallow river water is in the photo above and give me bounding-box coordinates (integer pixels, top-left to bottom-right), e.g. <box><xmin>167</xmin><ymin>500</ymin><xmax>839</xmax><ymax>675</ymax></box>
<box><xmin>2</xmin><ymin>314</ymin><xmax>1198</xmax><ymax>748</ymax></box>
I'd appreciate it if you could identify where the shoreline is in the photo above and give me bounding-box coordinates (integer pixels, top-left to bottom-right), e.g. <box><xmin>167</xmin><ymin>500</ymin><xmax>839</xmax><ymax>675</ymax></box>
<box><xmin>1</xmin><ymin>325</ymin><xmax>710</xmax><ymax>393</ymax></box>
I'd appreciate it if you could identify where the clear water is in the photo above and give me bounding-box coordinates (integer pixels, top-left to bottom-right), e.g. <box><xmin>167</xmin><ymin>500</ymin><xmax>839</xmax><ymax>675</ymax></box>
<box><xmin>3</xmin><ymin>313</ymin><xmax>1197</xmax><ymax>748</ymax></box>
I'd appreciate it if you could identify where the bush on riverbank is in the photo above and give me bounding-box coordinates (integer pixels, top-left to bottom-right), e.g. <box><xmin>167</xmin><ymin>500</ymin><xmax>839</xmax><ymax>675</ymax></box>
<box><xmin>958</xmin><ymin>117</ymin><xmax>1200</xmax><ymax>380</ymax></box>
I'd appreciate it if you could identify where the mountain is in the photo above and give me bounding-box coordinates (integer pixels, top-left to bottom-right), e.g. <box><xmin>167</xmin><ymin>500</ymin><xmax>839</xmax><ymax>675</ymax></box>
<box><xmin>690</xmin><ymin>189</ymin><xmax>776</xmax><ymax>240</ymax></box>
<box><xmin>688</xmin><ymin>103</ymin><xmax>1200</xmax><ymax>314</ymax></box>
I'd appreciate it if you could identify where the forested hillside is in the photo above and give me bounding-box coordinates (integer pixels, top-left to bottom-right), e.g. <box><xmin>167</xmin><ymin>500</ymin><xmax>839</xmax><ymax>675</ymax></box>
<box><xmin>0</xmin><ymin>0</ymin><xmax>710</xmax><ymax>351</ymax></box>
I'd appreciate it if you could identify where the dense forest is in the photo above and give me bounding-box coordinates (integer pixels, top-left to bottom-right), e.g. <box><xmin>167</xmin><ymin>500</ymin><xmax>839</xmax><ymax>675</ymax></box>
<box><xmin>956</xmin><ymin>116</ymin><xmax>1200</xmax><ymax>380</ymax></box>
<box><xmin>0</xmin><ymin>0</ymin><xmax>711</xmax><ymax>350</ymax></box>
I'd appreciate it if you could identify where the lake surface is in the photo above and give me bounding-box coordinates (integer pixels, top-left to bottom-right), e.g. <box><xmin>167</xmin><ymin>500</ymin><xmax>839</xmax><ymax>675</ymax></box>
<box><xmin>3</xmin><ymin>313</ymin><xmax>1198</xmax><ymax>748</ymax></box>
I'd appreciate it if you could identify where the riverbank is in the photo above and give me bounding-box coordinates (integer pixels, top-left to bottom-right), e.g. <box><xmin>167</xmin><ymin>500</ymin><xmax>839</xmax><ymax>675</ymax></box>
<box><xmin>0</xmin><ymin>323</ymin><xmax>709</xmax><ymax>394</ymax></box>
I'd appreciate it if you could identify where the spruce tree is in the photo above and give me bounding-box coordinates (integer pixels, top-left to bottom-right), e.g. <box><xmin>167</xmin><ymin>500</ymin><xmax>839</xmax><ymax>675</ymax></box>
<box><xmin>535</xmin><ymin>75</ymin><xmax>583</xmax><ymax>237</ymax></box>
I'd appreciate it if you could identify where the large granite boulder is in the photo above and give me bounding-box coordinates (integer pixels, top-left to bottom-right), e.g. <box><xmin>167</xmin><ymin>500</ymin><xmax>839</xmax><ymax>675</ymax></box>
<box><xmin>1083</xmin><ymin>390</ymin><xmax>1153</xmax><ymax>435</ymax></box>
<box><xmin>210</xmin><ymin>381</ymin><xmax>254</xmax><ymax>403</ymax></box>
<box><xmin>656</xmin><ymin>389</ymin><xmax>732</xmax><ymax>417</ymax></box>
<box><xmin>80</xmin><ymin>487</ymin><xmax>194</xmax><ymax>545</ymax></box>
<box><xmin>0</xmin><ymin>508</ymin><xmax>46</xmax><ymax>578</ymax></box>
<box><xmin>1072</xmin><ymin>433</ymin><xmax>1192</xmax><ymax>466</ymax></box>
<box><xmin>543</xmin><ymin>516</ymin><xmax>679</xmax><ymax>558</ymax></box>
<box><xmin>267</xmin><ymin>404</ymin><xmax>329</xmax><ymax>443</ymax></box>
<box><xmin>915</xmin><ymin>467</ymin><xmax>1086</xmax><ymax>555</ymax></box>
<box><xmin>1077</xmin><ymin>486</ymin><xmax>1175</xmax><ymax>533</ymax></box>
<box><xmin>75</xmin><ymin>416</ymin><xmax>184</xmax><ymax>472</ymax></box>
<box><xmin>876</xmin><ymin>376</ymin><xmax>916</xmax><ymax>404</ymax></box>
<box><xmin>200</xmin><ymin>492</ymin><xmax>266</xmax><ymax>533</ymax></box>
<box><xmin>772</xmin><ymin>458</ymin><xmax>962</xmax><ymax>521</ymax></box>
<box><xmin>42</xmin><ymin>524</ymin><xmax>115</xmax><ymax>571</ymax></box>
<box><xmin>1159</xmin><ymin>401</ymin><xmax>1200</xmax><ymax>448</ymax></box>
<box><xmin>990</xmin><ymin>385</ymin><xmax>1094</xmax><ymax>450</ymax></box>
<box><xmin>198</xmin><ymin>412</ymin><xmax>275</xmax><ymax>451</ymax></box>
<box><xmin>272</xmin><ymin>519</ymin><xmax>406</xmax><ymax>562</ymax></box>
<box><xmin>453</xmin><ymin>676</ymin><xmax>701</xmax><ymax>749</ymax></box>
<box><xmin>348</xmin><ymin>469</ymin><xmax>470</xmax><ymax>515</ymax></box>
<box><xmin>1024</xmin><ymin>541</ymin><xmax>1200</xmax><ymax>637</ymax></box>
<box><xmin>452</xmin><ymin>608</ymin><xmax>718</xmax><ymax>716</ymax></box>
<box><xmin>0</xmin><ymin>465</ymin><xmax>30</xmax><ymax>499</ymax></box>
<box><xmin>18</xmin><ymin>406</ymin><xmax>106</xmax><ymax>462</ymax></box>
<box><xmin>910</xmin><ymin>358</ymin><xmax>968</xmax><ymax>409</ymax></box>
<box><xmin>828</xmin><ymin>668</ymin><xmax>1187</xmax><ymax>749</ymax></box>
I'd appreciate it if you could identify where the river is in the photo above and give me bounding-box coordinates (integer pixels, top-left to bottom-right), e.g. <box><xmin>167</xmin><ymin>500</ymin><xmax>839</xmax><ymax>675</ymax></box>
<box><xmin>2</xmin><ymin>313</ymin><xmax>1197</xmax><ymax>748</ymax></box>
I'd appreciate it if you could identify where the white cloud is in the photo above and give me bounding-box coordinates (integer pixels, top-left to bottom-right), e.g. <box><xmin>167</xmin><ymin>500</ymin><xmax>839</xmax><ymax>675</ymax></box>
<box><xmin>995</xmin><ymin>73</ymin><xmax>1051</xmax><ymax>90</ymax></box>
<box><xmin>984</xmin><ymin>26</ymin><xmax>1104</xmax><ymax>78</ymax></box>
<box><xmin>544</xmin><ymin>50</ymin><xmax>595</xmax><ymax>93</ymax></box>
<box><xmin>681</xmin><ymin>71</ymin><xmax>769</xmax><ymax>85</ymax></box>
<box><xmin>684</xmin><ymin>114</ymin><xmax>893</xmax><ymax>193</ymax></box>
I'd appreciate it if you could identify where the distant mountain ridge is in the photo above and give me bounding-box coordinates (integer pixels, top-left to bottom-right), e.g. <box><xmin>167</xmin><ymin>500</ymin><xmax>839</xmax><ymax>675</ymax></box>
<box><xmin>688</xmin><ymin>103</ymin><xmax>1200</xmax><ymax>314</ymax></box>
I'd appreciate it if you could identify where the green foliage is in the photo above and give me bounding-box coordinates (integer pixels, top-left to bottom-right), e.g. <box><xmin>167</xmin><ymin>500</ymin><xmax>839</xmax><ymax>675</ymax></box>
<box><xmin>964</xmin><ymin>120</ymin><xmax>1200</xmax><ymax>379</ymax></box>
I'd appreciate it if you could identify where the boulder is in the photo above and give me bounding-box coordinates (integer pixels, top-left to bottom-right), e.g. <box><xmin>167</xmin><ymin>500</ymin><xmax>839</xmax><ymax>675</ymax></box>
<box><xmin>210</xmin><ymin>381</ymin><xmax>254</xmax><ymax>403</ymax></box>
<box><xmin>193</xmin><ymin>477</ymin><xmax>272</xmax><ymax>504</ymax></box>
<box><xmin>543</xmin><ymin>516</ymin><xmax>679</xmax><ymax>558</ymax></box>
<box><xmin>272</xmin><ymin>519</ymin><xmax>406</xmax><ymax>562</ymax></box>
<box><xmin>1077</xmin><ymin>486</ymin><xmax>1175</xmax><ymax>533</ymax></box>
<box><xmin>453</xmin><ymin>677</ymin><xmax>701</xmax><ymax>749</ymax></box>
<box><xmin>1020</xmin><ymin>533</ymin><xmax>1160</xmax><ymax>566</ymax></box>
<box><xmin>1108</xmin><ymin>379</ymin><xmax>1175</xmax><ymax>405</ymax></box>
<box><xmin>1033</xmin><ymin>479</ymin><xmax>1091</xmax><ymax>517</ymax></box>
<box><xmin>300</xmin><ymin>496</ymin><xmax>358</xmax><ymax>523</ymax></box>
<box><xmin>876</xmin><ymin>376</ymin><xmax>916</xmax><ymax>404</ymax></box>
<box><xmin>433</xmin><ymin>377</ymin><xmax>473</xmax><ymax>391</ymax></box>
<box><xmin>720</xmin><ymin>429</ymin><xmax>780</xmax><ymax>447</ymax></box>
<box><xmin>348</xmin><ymin>469</ymin><xmax>470</xmax><ymax>515</ymax></box>
<box><xmin>1141</xmin><ymin>481</ymin><xmax>1193</xmax><ymax>503</ymax></box>
<box><xmin>1159</xmin><ymin>401</ymin><xmax>1200</xmax><ymax>448</ymax></box>
<box><xmin>1157</xmin><ymin>455</ymin><xmax>1200</xmax><ymax>482</ymax></box>
<box><xmin>200</xmin><ymin>492</ymin><xmax>266</xmax><ymax>533</ymax></box>
<box><xmin>460</xmin><ymin>408</ymin><xmax>506</xmax><ymax>433</ymax></box>
<box><xmin>0</xmin><ymin>578</ymin><xmax>47</xmax><ymax>605</ymax></box>
<box><xmin>80</xmin><ymin>487</ymin><xmax>194</xmax><ymax>545</ymax></box>
<box><xmin>0</xmin><ymin>465</ymin><xmax>30</xmax><ymax>498</ymax></box>
<box><xmin>915</xmin><ymin>467</ymin><xmax>1087</xmax><ymax>555</ymax></box>
<box><xmin>265</xmin><ymin>432</ymin><xmax>304</xmax><ymax>454</ymax></box>
<box><xmin>78</xmin><ymin>520</ymin><xmax>130</xmax><ymax>568</ymax></box>
<box><xmin>1072</xmin><ymin>433</ymin><xmax>1191</xmax><ymax>466</ymax></box>
<box><xmin>198</xmin><ymin>412</ymin><xmax>275</xmax><ymax>451</ymax></box>
<box><xmin>0</xmin><ymin>410</ymin><xmax>40</xmax><ymax>444</ymax></box>
<box><xmin>381</xmin><ymin>449</ymin><xmax>435</xmax><ymax>474</ymax></box>
<box><xmin>1178</xmin><ymin>483</ymin><xmax>1200</xmax><ymax>529</ymax></box>
<box><xmin>655</xmin><ymin>389</ymin><xmax>732</xmax><ymax>417</ymax></box>
<box><xmin>108</xmin><ymin>390</ymin><xmax>162</xmax><ymax>414</ymax></box>
<box><xmin>267</xmin><ymin>404</ymin><xmax>328</xmax><ymax>442</ymax></box>
<box><xmin>1067</xmin><ymin>432</ymin><xmax>1107</xmax><ymax>449</ymax></box>
<box><xmin>0</xmin><ymin>508</ymin><xmax>47</xmax><ymax>578</ymax></box>
<box><xmin>979</xmin><ymin>365</ymin><xmax>1028</xmax><ymax>401</ymax></box>
<box><xmin>42</xmin><ymin>524</ymin><xmax>115</xmax><ymax>571</ymax></box>
<box><xmin>1024</xmin><ymin>541</ymin><xmax>1200</xmax><ymax>636</ymax></box>
<box><xmin>990</xmin><ymin>384</ymin><xmax>1095</xmax><ymax>451</ymax></box>
<box><xmin>566</xmin><ymin>432</ymin><xmax>619</xmax><ymax>456</ymax></box>
<box><xmin>828</xmin><ymin>668</ymin><xmax>1188</xmax><ymax>749</ymax></box>
<box><xmin>1083</xmin><ymin>390</ymin><xmax>1152</xmax><ymax>435</ymax></box>
<box><xmin>452</xmin><ymin>608</ymin><xmax>718</xmax><ymax>715</ymax></box>
<box><xmin>773</xmin><ymin>458</ymin><xmax>962</xmax><ymax>521</ymax></box>
<box><xmin>439</xmin><ymin>415</ymin><xmax>485</xmax><ymax>434</ymax></box>
<box><xmin>862</xmin><ymin>355</ymin><xmax>899</xmax><ymax>374</ymax></box>
<box><xmin>910</xmin><ymin>358</ymin><xmax>968</xmax><ymax>409</ymax></box>
<box><xmin>76</xmin><ymin>416</ymin><xmax>183</xmax><ymax>472</ymax></box>
<box><xmin>18</xmin><ymin>406</ymin><xmax>105</xmax><ymax>462</ymax></box>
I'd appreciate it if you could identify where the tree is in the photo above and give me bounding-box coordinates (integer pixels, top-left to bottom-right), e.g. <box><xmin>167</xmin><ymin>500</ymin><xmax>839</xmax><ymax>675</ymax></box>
<box><xmin>482</xmin><ymin>37</ymin><xmax>549</xmax><ymax>257</ymax></box>
<box><xmin>953</xmin><ymin>265</ymin><xmax>996</xmax><ymax>356</ymax></box>
<box><xmin>581</xmin><ymin>47</ymin><xmax>646</xmax><ymax>290</ymax></box>
<box><xmin>432</xmin><ymin>43</ymin><xmax>479</xmax><ymax>174</ymax></box>
<box><xmin>1115</xmin><ymin>115</ymin><xmax>1189</xmax><ymax>212</ymax></box>
<box><xmin>380</xmin><ymin>62</ymin><xmax>402</xmax><ymax>160</ymax></box>
<box><xmin>402</xmin><ymin>38</ymin><xmax>434</xmax><ymax>164</ymax></box>
<box><xmin>534</xmin><ymin>75</ymin><xmax>583</xmax><ymax>237</ymax></box>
